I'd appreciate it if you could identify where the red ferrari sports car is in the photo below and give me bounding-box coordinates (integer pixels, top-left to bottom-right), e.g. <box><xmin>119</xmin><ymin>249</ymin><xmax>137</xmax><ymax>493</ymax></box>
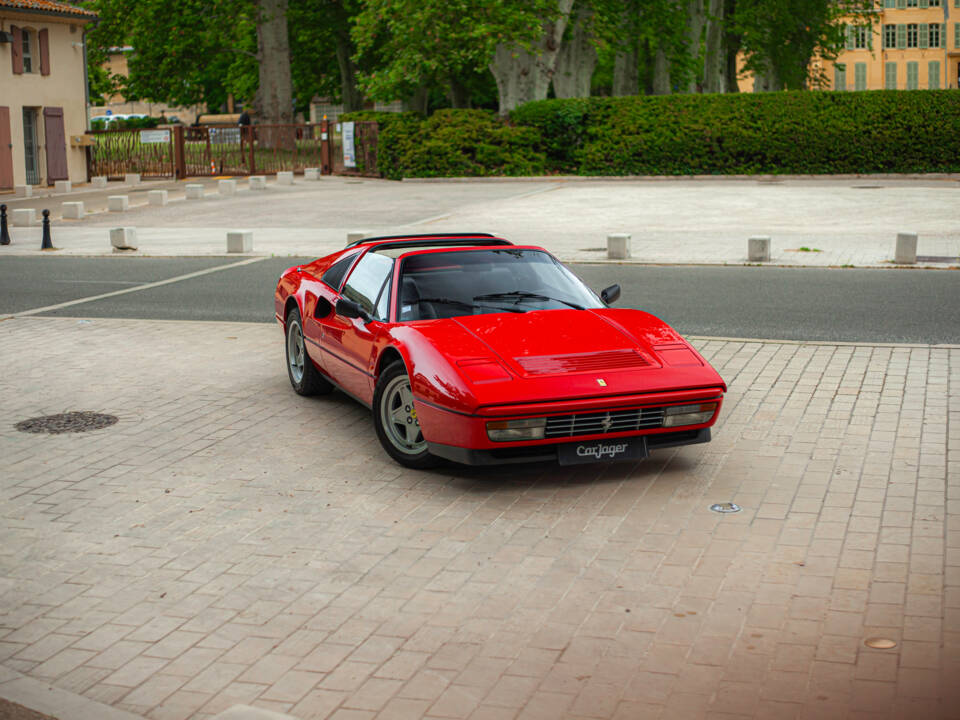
<box><xmin>274</xmin><ymin>233</ymin><xmax>726</xmax><ymax>468</ymax></box>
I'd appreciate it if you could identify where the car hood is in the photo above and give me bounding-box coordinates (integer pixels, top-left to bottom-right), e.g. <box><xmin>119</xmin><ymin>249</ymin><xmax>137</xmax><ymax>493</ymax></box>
<box><xmin>398</xmin><ymin>309</ymin><xmax>726</xmax><ymax>414</ymax></box>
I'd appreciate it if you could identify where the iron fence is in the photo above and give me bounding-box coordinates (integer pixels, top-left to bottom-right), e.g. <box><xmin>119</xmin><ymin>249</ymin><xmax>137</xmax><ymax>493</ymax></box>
<box><xmin>87</xmin><ymin>127</ymin><xmax>175</xmax><ymax>179</ymax></box>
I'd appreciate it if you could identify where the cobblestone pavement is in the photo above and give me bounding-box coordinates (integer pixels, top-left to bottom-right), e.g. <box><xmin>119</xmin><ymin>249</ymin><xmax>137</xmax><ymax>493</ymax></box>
<box><xmin>2</xmin><ymin>176</ymin><xmax>958</xmax><ymax>268</ymax></box>
<box><xmin>0</xmin><ymin>317</ymin><xmax>958</xmax><ymax>720</ymax></box>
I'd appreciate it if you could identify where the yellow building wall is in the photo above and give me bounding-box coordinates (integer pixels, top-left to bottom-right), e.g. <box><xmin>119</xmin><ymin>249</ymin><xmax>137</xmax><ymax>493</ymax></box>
<box><xmin>0</xmin><ymin>11</ymin><xmax>93</xmax><ymax>188</ymax></box>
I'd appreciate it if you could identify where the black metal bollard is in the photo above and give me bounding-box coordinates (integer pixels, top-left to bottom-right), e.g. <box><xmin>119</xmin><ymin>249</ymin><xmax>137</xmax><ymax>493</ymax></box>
<box><xmin>40</xmin><ymin>209</ymin><xmax>53</xmax><ymax>250</ymax></box>
<box><xmin>0</xmin><ymin>204</ymin><xmax>9</xmax><ymax>245</ymax></box>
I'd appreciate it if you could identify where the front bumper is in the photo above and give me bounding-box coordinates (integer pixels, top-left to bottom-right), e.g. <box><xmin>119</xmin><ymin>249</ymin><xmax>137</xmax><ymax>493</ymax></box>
<box><xmin>427</xmin><ymin>427</ymin><xmax>711</xmax><ymax>466</ymax></box>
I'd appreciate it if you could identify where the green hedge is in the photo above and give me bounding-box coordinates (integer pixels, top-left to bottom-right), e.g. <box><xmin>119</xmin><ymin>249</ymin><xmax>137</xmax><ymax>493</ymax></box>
<box><xmin>343</xmin><ymin>109</ymin><xmax>545</xmax><ymax>180</ymax></box>
<box><xmin>349</xmin><ymin>91</ymin><xmax>960</xmax><ymax>178</ymax></box>
<box><xmin>512</xmin><ymin>91</ymin><xmax>960</xmax><ymax>175</ymax></box>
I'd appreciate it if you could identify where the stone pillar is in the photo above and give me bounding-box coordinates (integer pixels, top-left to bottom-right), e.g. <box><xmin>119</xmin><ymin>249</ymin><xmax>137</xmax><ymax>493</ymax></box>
<box><xmin>148</xmin><ymin>190</ymin><xmax>169</xmax><ymax>206</ymax></box>
<box><xmin>276</xmin><ymin>171</ymin><xmax>294</xmax><ymax>185</ymax></box>
<box><xmin>748</xmin><ymin>236</ymin><xmax>771</xmax><ymax>262</ymax></box>
<box><xmin>91</xmin><ymin>176</ymin><xmax>108</xmax><ymax>189</ymax></box>
<box><xmin>304</xmin><ymin>168</ymin><xmax>320</xmax><ymax>180</ymax></box>
<box><xmin>219</xmin><ymin>179</ymin><xmax>237</xmax><ymax>196</ymax></box>
<box><xmin>14</xmin><ymin>185</ymin><xmax>32</xmax><ymax>198</ymax></box>
<box><xmin>124</xmin><ymin>173</ymin><xmax>141</xmax><ymax>185</ymax></box>
<box><xmin>249</xmin><ymin>176</ymin><xmax>266</xmax><ymax>191</ymax></box>
<box><xmin>54</xmin><ymin>180</ymin><xmax>72</xmax><ymax>194</ymax></box>
<box><xmin>185</xmin><ymin>184</ymin><xmax>205</xmax><ymax>199</ymax></box>
<box><xmin>110</xmin><ymin>227</ymin><xmax>138</xmax><ymax>250</ymax></box>
<box><xmin>11</xmin><ymin>208</ymin><xmax>36</xmax><ymax>226</ymax></box>
<box><xmin>894</xmin><ymin>232</ymin><xmax>917</xmax><ymax>264</ymax></box>
<box><xmin>607</xmin><ymin>233</ymin><xmax>631</xmax><ymax>260</ymax></box>
<box><xmin>227</xmin><ymin>230</ymin><xmax>253</xmax><ymax>253</ymax></box>
<box><xmin>62</xmin><ymin>202</ymin><xmax>85</xmax><ymax>219</ymax></box>
<box><xmin>108</xmin><ymin>196</ymin><xmax>129</xmax><ymax>212</ymax></box>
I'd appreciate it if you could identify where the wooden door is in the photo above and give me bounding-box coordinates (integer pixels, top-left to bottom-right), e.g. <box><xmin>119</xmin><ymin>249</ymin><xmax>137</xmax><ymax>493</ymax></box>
<box><xmin>0</xmin><ymin>107</ymin><xmax>12</xmax><ymax>190</ymax></box>
<box><xmin>43</xmin><ymin>106</ymin><xmax>68</xmax><ymax>182</ymax></box>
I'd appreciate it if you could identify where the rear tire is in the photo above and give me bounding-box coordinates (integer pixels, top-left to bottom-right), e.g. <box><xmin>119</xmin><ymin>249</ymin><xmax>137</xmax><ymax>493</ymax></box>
<box><xmin>286</xmin><ymin>306</ymin><xmax>333</xmax><ymax>396</ymax></box>
<box><xmin>373</xmin><ymin>362</ymin><xmax>441</xmax><ymax>469</ymax></box>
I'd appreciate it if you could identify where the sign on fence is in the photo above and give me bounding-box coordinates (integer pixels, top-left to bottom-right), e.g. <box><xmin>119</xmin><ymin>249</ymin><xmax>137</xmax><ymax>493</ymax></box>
<box><xmin>139</xmin><ymin>129</ymin><xmax>170</xmax><ymax>144</ymax></box>
<box><xmin>209</xmin><ymin>127</ymin><xmax>241</xmax><ymax>144</ymax></box>
<box><xmin>342</xmin><ymin>121</ymin><xmax>356</xmax><ymax>168</ymax></box>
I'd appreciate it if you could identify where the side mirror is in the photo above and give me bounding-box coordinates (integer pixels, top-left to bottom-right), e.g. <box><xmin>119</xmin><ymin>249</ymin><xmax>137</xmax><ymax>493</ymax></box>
<box><xmin>600</xmin><ymin>284</ymin><xmax>621</xmax><ymax>305</ymax></box>
<box><xmin>336</xmin><ymin>297</ymin><xmax>372</xmax><ymax>323</ymax></box>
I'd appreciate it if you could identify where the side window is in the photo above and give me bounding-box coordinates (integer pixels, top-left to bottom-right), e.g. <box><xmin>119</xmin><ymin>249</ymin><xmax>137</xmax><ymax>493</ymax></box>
<box><xmin>22</xmin><ymin>29</ymin><xmax>34</xmax><ymax>73</ymax></box>
<box><xmin>342</xmin><ymin>251</ymin><xmax>394</xmax><ymax>320</ymax></box>
<box><xmin>321</xmin><ymin>253</ymin><xmax>358</xmax><ymax>290</ymax></box>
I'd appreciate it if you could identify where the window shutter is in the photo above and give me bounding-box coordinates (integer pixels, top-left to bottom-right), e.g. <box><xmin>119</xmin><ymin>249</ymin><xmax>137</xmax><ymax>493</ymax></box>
<box><xmin>855</xmin><ymin>63</ymin><xmax>868</xmax><ymax>90</ymax></box>
<box><xmin>897</xmin><ymin>24</ymin><xmax>906</xmax><ymax>48</ymax></box>
<box><xmin>897</xmin><ymin>0</ymin><xmax>906</xmax><ymax>8</ymax></box>
<box><xmin>885</xmin><ymin>0</ymin><xmax>895</xmax><ymax>6</ymax></box>
<box><xmin>835</xmin><ymin>65</ymin><xmax>847</xmax><ymax>90</ymax></box>
<box><xmin>919</xmin><ymin>0</ymin><xmax>928</xmax><ymax>7</ymax></box>
<box><xmin>846</xmin><ymin>25</ymin><xmax>855</xmax><ymax>50</ymax></box>
<box><xmin>941</xmin><ymin>23</ymin><xmax>947</xmax><ymax>48</ymax></box>
<box><xmin>886</xmin><ymin>62</ymin><xmax>897</xmax><ymax>89</ymax></box>
<box><xmin>39</xmin><ymin>29</ymin><xmax>50</xmax><ymax>76</ymax></box>
<box><xmin>929</xmin><ymin>61</ymin><xmax>940</xmax><ymax>88</ymax></box>
<box><xmin>11</xmin><ymin>25</ymin><xmax>22</xmax><ymax>74</ymax></box>
<box><xmin>907</xmin><ymin>61</ymin><xmax>918</xmax><ymax>88</ymax></box>
<box><xmin>955</xmin><ymin>22</ymin><xmax>960</xmax><ymax>48</ymax></box>
<box><xmin>920</xmin><ymin>23</ymin><xmax>929</xmax><ymax>48</ymax></box>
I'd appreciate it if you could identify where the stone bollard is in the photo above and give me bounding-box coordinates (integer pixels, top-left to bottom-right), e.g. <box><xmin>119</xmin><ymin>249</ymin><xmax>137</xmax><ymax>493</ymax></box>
<box><xmin>108</xmin><ymin>195</ymin><xmax>129</xmax><ymax>212</ymax></box>
<box><xmin>148</xmin><ymin>190</ymin><xmax>168</xmax><ymax>206</ymax></box>
<box><xmin>15</xmin><ymin>185</ymin><xmax>32</xmax><ymax>198</ymax></box>
<box><xmin>185</xmin><ymin>184</ymin><xmax>205</xmax><ymax>199</ymax></box>
<box><xmin>40</xmin><ymin>210</ymin><xmax>53</xmax><ymax>250</ymax></box>
<box><xmin>346</xmin><ymin>230</ymin><xmax>370</xmax><ymax>245</ymax></box>
<box><xmin>607</xmin><ymin>233</ymin><xmax>631</xmax><ymax>260</ymax></box>
<box><xmin>124</xmin><ymin>173</ymin><xmax>141</xmax><ymax>185</ymax></box>
<box><xmin>91</xmin><ymin>176</ymin><xmax>108</xmax><ymax>189</ymax></box>
<box><xmin>894</xmin><ymin>232</ymin><xmax>917</xmax><ymax>264</ymax></box>
<box><xmin>276</xmin><ymin>171</ymin><xmax>294</xmax><ymax>185</ymax></box>
<box><xmin>249</xmin><ymin>176</ymin><xmax>266</xmax><ymax>191</ymax></box>
<box><xmin>11</xmin><ymin>208</ymin><xmax>36</xmax><ymax>227</ymax></box>
<box><xmin>62</xmin><ymin>201</ymin><xmax>85</xmax><ymax>219</ymax></box>
<box><xmin>748</xmin><ymin>236</ymin><xmax>771</xmax><ymax>262</ymax></box>
<box><xmin>227</xmin><ymin>230</ymin><xmax>253</xmax><ymax>253</ymax></box>
<box><xmin>110</xmin><ymin>227</ymin><xmax>138</xmax><ymax>251</ymax></box>
<box><xmin>304</xmin><ymin>168</ymin><xmax>321</xmax><ymax>180</ymax></box>
<box><xmin>0</xmin><ymin>204</ymin><xmax>9</xmax><ymax>245</ymax></box>
<box><xmin>54</xmin><ymin>180</ymin><xmax>72</xmax><ymax>194</ymax></box>
<box><xmin>218</xmin><ymin>179</ymin><xmax>237</xmax><ymax>196</ymax></box>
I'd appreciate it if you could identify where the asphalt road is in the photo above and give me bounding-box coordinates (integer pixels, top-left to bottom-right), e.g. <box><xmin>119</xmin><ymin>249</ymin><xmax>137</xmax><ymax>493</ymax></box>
<box><xmin>1</xmin><ymin>256</ymin><xmax>957</xmax><ymax>344</ymax></box>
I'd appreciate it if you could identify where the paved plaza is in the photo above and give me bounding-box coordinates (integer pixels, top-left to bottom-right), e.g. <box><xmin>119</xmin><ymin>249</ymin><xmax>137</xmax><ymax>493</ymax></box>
<box><xmin>0</xmin><ymin>316</ymin><xmax>957</xmax><ymax>720</ymax></box>
<box><xmin>2</xmin><ymin>175</ymin><xmax>959</xmax><ymax>267</ymax></box>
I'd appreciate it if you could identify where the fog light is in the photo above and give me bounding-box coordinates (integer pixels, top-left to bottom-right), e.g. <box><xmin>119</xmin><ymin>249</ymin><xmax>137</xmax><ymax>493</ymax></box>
<box><xmin>486</xmin><ymin>418</ymin><xmax>546</xmax><ymax>441</ymax></box>
<box><xmin>663</xmin><ymin>402</ymin><xmax>717</xmax><ymax>427</ymax></box>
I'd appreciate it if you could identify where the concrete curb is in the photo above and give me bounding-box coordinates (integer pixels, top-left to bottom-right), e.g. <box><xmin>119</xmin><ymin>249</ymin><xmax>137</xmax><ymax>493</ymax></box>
<box><xmin>0</xmin><ymin>667</ymin><xmax>142</xmax><ymax>720</ymax></box>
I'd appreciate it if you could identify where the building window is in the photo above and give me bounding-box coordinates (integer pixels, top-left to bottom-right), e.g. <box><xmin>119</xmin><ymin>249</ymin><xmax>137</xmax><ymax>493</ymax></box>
<box><xmin>955</xmin><ymin>22</ymin><xmax>960</xmax><ymax>49</ymax></box>
<box><xmin>929</xmin><ymin>0</ymin><xmax>940</xmax><ymax>6</ymax></box>
<box><xmin>906</xmin><ymin>0</ymin><xmax>918</xmax><ymax>6</ymax></box>
<box><xmin>928</xmin><ymin>23</ymin><xmax>940</xmax><ymax>48</ymax></box>
<box><xmin>854</xmin><ymin>26</ymin><xmax>868</xmax><ymax>49</ymax></box>
<box><xmin>21</xmin><ymin>28</ymin><xmax>34</xmax><ymax>73</ymax></box>
<box><xmin>907</xmin><ymin>24</ymin><xmax>918</xmax><ymax>47</ymax></box>
<box><xmin>929</xmin><ymin>61</ymin><xmax>940</xmax><ymax>88</ymax></box>
<box><xmin>906</xmin><ymin>61</ymin><xmax>918</xmax><ymax>89</ymax></box>
<box><xmin>885</xmin><ymin>24</ymin><xmax>897</xmax><ymax>48</ymax></box>
<box><xmin>855</xmin><ymin>63</ymin><xmax>868</xmax><ymax>91</ymax></box>
<box><xmin>885</xmin><ymin>62</ymin><xmax>898</xmax><ymax>89</ymax></box>
<box><xmin>834</xmin><ymin>64</ymin><xmax>847</xmax><ymax>91</ymax></box>
<box><xmin>885</xmin><ymin>0</ymin><xmax>895</xmax><ymax>6</ymax></box>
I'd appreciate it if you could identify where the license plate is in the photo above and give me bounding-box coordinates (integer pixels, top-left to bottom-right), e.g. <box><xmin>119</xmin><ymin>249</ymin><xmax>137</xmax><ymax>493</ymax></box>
<box><xmin>557</xmin><ymin>437</ymin><xmax>649</xmax><ymax>465</ymax></box>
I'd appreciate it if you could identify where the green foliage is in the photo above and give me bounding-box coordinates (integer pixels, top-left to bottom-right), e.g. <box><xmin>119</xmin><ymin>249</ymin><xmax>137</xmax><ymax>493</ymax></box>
<box><xmin>90</xmin><ymin>116</ymin><xmax>161</xmax><ymax>130</ymax></box>
<box><xmin>510</xmin><ymin>92</ymin><xmax>960</xmax><ymax>175</ymax></box>
<box><xmin>344</xmin><ymin>110</ymin><xmax>545</xmax><ymax>179</ymax></box>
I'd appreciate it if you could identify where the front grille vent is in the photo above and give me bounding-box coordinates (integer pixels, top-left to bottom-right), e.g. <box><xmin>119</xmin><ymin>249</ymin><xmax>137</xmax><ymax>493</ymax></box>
<box><xmin>545</xmin><ymin>407</ymin><xmax>664</xmax><ymax>438</ymax></box>
<box><xmin>516</xmin><ymin>349</ymin><xmax>650</xmax><ymax>375</ymax></box>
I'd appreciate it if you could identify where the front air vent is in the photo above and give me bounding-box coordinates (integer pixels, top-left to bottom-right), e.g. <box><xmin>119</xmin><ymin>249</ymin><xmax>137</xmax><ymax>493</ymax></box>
<box><xmin>516</xmin><ymin>349</ymin><xmax>651</xmax><ymax>376</ymax></box>
<box><xmin>544</xmin><ymin>407</ymin><xmax>664</xmax><ymax>438</ymax></box>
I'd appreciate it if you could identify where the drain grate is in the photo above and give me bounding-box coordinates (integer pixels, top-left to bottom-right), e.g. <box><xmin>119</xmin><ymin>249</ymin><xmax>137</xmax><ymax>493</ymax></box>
<box><xmin>15</xmin><ymin>411</ymin><xmax>118</xmax><ymax>434</ymax></box>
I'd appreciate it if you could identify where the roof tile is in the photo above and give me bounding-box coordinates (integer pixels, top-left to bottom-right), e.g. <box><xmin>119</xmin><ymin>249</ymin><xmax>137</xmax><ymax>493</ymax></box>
<box><xmin>0</xmin><ymin>0</ymin><xmax>97</xmax><ymax>19</ymax></box>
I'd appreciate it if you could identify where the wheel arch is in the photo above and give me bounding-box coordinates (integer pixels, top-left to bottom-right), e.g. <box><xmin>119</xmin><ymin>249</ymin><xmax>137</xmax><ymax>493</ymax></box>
<box><xmin>283</xmin><ymin>295</ymin><xmax>302</xmax><ymax>328</ymax></box>
<box><xmin>375</xmin><ymin>346</ymin><xmax>406</xmax><ymax>380</ymax></box>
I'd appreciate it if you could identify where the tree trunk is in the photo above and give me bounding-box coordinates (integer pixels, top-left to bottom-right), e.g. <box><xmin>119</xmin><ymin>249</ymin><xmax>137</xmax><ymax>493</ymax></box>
<box><xmin>752</xmin><ymin>65</ymin><xmax>781</xmax><ymax>92</ymax></box>
<box><xmin>334</xmin><ymin>29</ymin><xmax>364</xmax><ymax>113</ymax></box>
<box><xmin>652</xmin><ymin>45</ymin><xmax>672</xmax><ymax>94</ymax></box>
<box><xmin>490</xmin><ymin>0</ymin><xmax>575</xmax><ymax>114</ymax></box>
<box><xmin>682</xmin><ymin>0</ymin><xmax>705</xmax><ymax>93</ymax></box>
<box><xmin>256</xmin><ymin>0</ymin><xmax>293</xmax><ymax>150</ymax></box>
<box><xmin>449</xmin><ymin>76</ymin><xmax>471</xmax><ymax>108</ymax></box>
<box><xmin>702</xmin><ymin>0</ymin><xmax>725</xmax><ymax>92</ymax></box>
<box><xmin>613</xmin><ymin>48</ymin><xmax>639</xmax><ymax>95</ymax></box>
<box><xmin>552</xmin><ymin>4</ymin><xmax>597</xmax><ymax>98</ymax></box>
<box><xmin>403</xmin><ymin>86</ymin><xmax>429</xmax><ymax>114</ymax></box>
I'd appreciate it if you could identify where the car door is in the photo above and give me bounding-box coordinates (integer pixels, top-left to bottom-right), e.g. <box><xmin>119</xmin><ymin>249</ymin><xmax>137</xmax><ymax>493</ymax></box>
<box><xmin>319</xmin><ymin>250</ymin><xmax>394</xmax><ymax>403</ymax></box>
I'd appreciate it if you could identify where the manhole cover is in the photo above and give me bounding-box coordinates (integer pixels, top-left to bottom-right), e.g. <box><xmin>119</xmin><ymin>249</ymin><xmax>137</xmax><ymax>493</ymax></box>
<box><xmin>864</xmin><ymin>637</ymin><xmax>897</xmax><ymax>649</ymax></box>
<box><xmin>710</xmin><ymin>502</ymin><xmax>742</xmax><ymax>513</ymax></box>
<box><xmin>15</xmin><ymin>411</ymin><xmax>118</xmax><ymax>434</ymax></box>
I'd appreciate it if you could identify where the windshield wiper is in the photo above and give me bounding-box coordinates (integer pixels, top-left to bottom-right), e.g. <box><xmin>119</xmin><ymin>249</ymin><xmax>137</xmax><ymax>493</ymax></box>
<box><xmin>417</xmin><ymin>297</ymin><xmax>524</xmax><ymax>314</ymax></box>
<box><xmin>473</xmin><ymin>291</ymin><xmax>585</xmax><ymax>311</ymax></box>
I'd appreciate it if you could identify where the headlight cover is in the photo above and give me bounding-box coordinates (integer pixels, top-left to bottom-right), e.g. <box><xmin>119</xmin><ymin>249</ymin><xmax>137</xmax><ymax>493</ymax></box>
<box><xmin>486</xmin><ymin>418</ymin><xmax>546</xmax><ymax>441</ymax></box>
<box><xmin>663</xmin><ymin>402</ymin><xmax>717</xmax><ymax>427</ymax></box>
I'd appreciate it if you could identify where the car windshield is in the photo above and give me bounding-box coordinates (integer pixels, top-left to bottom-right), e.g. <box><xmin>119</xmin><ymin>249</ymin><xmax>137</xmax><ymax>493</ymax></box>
<box><xmin>396</xmin><ymin>248</ymin><xmax>604</xmax><ymax>321</ymax></box>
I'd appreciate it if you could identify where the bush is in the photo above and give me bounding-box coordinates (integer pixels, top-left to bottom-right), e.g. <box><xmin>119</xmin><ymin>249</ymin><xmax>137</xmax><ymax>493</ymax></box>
<box><xmin>511</xmin><ymin>91</ymin><xmax>960</xmax><ymax>175</ymax></box>
<box><xmin>344</xmin><ymin>109</ymin><xmax>545</xmax><ymax>180</ymax></box>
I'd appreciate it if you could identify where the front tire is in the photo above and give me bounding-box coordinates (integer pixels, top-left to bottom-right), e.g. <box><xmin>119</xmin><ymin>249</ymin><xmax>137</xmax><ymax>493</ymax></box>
<box><xmin>373</xmin><ymin>362</ymin><xmax>440</xmax><ymax>468</ymax></box>
<box><xmin>285</xmin><ymin>306</ymin><xmax>333</xmax><ymax>396</ymax></box>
